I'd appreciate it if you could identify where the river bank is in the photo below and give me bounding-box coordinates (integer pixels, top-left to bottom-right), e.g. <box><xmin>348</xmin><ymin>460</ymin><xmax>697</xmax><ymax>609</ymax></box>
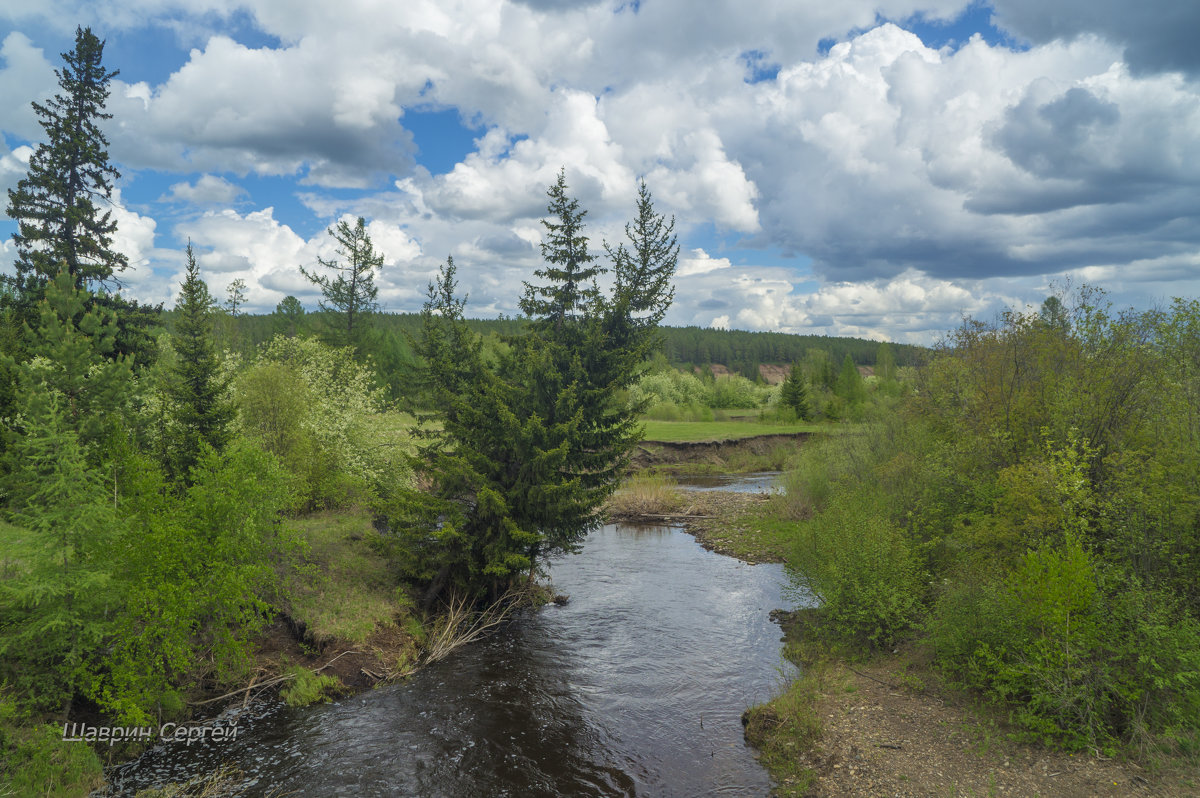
<box><xmin>682</xmin><ymin>476</ymin><xmax>1200</xmax><ymax>798</ymax></box>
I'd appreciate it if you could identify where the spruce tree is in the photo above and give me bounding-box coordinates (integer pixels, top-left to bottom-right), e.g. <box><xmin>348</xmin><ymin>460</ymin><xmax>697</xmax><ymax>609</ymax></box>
<box><xmin>0</xmin><ymin>396</ymin><xmax>117</xmax><ymax>717</ymax></box>
<box><xmin>300</xmin><ymin>216</ymin><xmax>382</xmax><ymax>344</ymax></box>
<box><xmin>1</xmin><ymin>269</ymin><xmax>131</xmax><ymax>460</ymax></box>
<box><xmin>780</xmin><ymin>362</ymin><xmax>811</xmax><ymax>420</ymax></box>
<box><xmin>876</xmin><ymin>341</ymin><xmax>897</xmax><ymax>383</ymax></box>
<box><xmin>0</xmin><ymin>271</ymin><xmax>126</xmax><ymax>715</ymax></box>
<box><xmin>393</xmin><ymin>176</ymin><xmax>676</xmax><ymax>605</ymax></box>
<box><xmin>167</xmin><ymin>243</ymin><xmax>232</xmax><ymax>481</ymax></box>
<box><xmin>5</xmin><ymin>27</ymin><xmax>126</xmax><ymax>299</ymax></box>
<box><xmin>520</xmin><ymin>169</ymin><xmax>602</xmax><ymax>331</ymax></box>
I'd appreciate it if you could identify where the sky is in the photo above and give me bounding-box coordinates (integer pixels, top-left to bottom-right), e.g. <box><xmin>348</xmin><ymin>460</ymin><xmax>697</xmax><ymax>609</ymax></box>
<box><xmin>0</xmin><ymin>0</ymin><xmax>1198</xmax><ymax>344</ymax></box>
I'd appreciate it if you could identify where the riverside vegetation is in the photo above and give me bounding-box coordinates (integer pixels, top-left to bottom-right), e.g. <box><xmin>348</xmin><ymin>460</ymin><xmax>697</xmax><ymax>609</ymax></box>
<box><xmin>718</xmin><ymin>292</ymin><xmax>1200</xmax><ymax>796</ymax></box>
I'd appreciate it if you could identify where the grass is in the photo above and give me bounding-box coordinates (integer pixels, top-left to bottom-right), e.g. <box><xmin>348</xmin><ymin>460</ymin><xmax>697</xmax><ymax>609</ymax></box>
<box><xmin>0</xmin><ymin>720</ymin><xmax>105</xmax><ymax>798</ymax></box>
<box><xmin>742</xmin><ymin>661</ymin><xmax>824</xmax><ymax>797</ymax></box>
<box><xmin>607</xmin><ymin>472</ymin><xmax>685</xmax><ymax>516</ymax></box>
<box><xmin>285</xmin><ymin>509</ymin><xmax>410</xmax><ymax>646</ymax></box>
<box><xmin>279</xmin><ymin>666</ymin><xmax>343</xmax><ymax>707</ymax></box>
<box><xmin>640</xmin><ymin>419</ymin><xmax>825</xmax><ymax>443</ymax></box>
<box><xmin>688</xmin><ymin>508</ymin><xmax>794</xmax><ymax>562</ymax></box>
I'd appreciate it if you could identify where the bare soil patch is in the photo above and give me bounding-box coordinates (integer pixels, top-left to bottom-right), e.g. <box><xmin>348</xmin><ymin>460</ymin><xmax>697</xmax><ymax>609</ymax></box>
<box><xmin>795</xmin><ymin>656</ymin><xmax>1191</xmax><ymax>798</ymax></box>
<box><xmin>759</xmin><ymin>614</ymin><xmax>1195</xmax><ymax>798</ymax></box>
<box><xmin>631</xmin><ymin>432</ymin><xmax>811</xmax><ymax>469</ymax></box>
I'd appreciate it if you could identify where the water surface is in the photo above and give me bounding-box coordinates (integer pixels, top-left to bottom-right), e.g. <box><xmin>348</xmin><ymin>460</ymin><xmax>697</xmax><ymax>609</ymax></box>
<box><xmin>108</xmin><ymin>476</ymin><xmax>805</xmax><ymax>797</ymax></box>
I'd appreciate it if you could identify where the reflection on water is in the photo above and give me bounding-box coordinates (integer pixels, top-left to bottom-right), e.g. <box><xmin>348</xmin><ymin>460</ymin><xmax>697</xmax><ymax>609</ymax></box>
<box><xmin>677</xmin><ymin>472</ymin><xmax>783</xmax><ymax>494</ymax></box>
<box><xmin>108</xmin><ymin>477</ymin><xmax>807</xmax><ymax>797</ymax></box>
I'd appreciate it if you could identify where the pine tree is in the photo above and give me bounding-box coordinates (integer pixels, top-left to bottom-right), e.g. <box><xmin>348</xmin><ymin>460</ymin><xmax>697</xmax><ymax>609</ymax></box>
<box><xmin>274</xmin><ymin>295</ymin><xmax>306</xmax><ymax>337</ymax></box>
<box><xmin>780</xmin><ymin>362</ymin><xmax>811</xmax><ymax>420</ymax></box>
<box><xmin>166</xmin><ymin>243</ymin><xmax>232</xmax><ymax>481</ymax></box>
<box><xmin>300</xmin><ymin>216</ymin><xmax>382</xmax><ymax>344</ymax></box>
<box><xmin>5</xmin><ymin>27</ymin><xmax>126</xmax><ymax>300</ymax></box>
<box><xmin>225</xmin><ymin>278</ymin><xmax>247</xmax><ymax>317</ymax></box>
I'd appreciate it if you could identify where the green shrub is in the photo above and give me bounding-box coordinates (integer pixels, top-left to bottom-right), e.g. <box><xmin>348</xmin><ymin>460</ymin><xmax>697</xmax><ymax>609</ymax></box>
<box><xmin>235</xmin><ymin>335</ymin><xmax>402</xmax><ymax>509</ymax></box>
<box><xmin>930</xmin><ymin>538</ymin><xmax>1200</xmax><ymax>750</ymax></box>
<box><xmin>709</xmin><ymin>374</ymin><xmax>768</xmax><ymax>408</ymax></box>
<box><xmin>789</xmin><ymin>491</ymin><xmax>924</xmax><ymax>649</ymax></box>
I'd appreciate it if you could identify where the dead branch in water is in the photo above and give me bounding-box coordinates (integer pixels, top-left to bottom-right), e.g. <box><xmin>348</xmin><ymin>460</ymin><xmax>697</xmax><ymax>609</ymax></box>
<box><xmin>421</xmin><ymin>589</ymin><xmax>523</xmax><ymax>665</ymax></box>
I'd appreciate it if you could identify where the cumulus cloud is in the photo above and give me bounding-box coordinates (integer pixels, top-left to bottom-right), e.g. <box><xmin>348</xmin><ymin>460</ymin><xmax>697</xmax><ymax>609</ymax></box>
<box><xmin>174</xmin><ymin>206</ymin><xmax>426</xmax><ymax>313</ymax></box>
<box><xmin>0</xmin><ymin>32</ymin><xmax>56</xmax><ymax>141</ymax></box>
<box><xmin>3</xmin><ymin>1</ymin><xmax>1200</xmax><ymax>341</ymax></box>
<box><xmin>160</xmin><ymin>174</ymin><xmax>246</xmax><ymax>204</ymax></box>
<box><xmin>990</xmin><ymin>0</ymin><xmax>1200</xmax><ymax>76</ymax></box>
<box><xmin>106</xmin><ymin>34</ymin><xmax>418</xmax><ymax>186</ymax></box>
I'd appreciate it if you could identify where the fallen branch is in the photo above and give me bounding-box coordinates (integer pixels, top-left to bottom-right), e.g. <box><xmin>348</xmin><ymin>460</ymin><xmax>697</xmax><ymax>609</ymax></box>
<box><xmin>846</xmin><ymin>666</ymin><xmax>901</xmax><ymax>691</ymax></box>
<box><xmin>188</xmin><ymin>651</ymin><xmax>360</xmax><ymax>706</ymax></box>
<box><xmin>616</xmin><ymin>512</ymin><xmax>711</xmax><ymax>520</ymax></box>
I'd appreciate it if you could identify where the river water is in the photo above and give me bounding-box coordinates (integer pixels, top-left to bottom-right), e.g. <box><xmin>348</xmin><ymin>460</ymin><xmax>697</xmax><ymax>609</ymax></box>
<box><xmin>106</xmin><ymin>475</ymin><xmax>806</xmax><ymax>797</ymax></box>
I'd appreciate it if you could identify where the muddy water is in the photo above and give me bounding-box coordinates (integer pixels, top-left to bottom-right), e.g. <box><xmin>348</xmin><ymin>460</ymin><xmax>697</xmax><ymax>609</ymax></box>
<box><xmin>107</xmin><ymin>475</ymin><xmax>807</xmax><ymax>797</ymax></box>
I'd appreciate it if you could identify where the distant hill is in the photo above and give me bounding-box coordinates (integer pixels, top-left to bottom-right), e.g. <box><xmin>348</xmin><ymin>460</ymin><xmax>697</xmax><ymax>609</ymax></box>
<box><xmin>658</xmin><ymin>326</ymin><xmax>925</xmax><ymax>379</ymax></box>
<box><xmin>183</xmin><ymin>310</ymin><xmax>927</xmax><ymax>383</ymax></box>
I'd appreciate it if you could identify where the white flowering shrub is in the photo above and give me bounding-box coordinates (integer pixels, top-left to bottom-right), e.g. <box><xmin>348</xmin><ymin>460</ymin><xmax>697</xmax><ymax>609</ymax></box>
<box><xmin>234</xmin><ymin>335</ymin><xmax>407</xmax><ymax>509</ymax></box>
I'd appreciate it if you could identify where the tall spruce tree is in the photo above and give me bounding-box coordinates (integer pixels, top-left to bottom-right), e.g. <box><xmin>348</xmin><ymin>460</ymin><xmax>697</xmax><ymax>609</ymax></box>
<box><xmin>875</xmin><ymin>341</ymin><xmax>897</xmax><ymax>382</ymax></box>
<box><xmin>300</xmin><ymin>216</ymin><xmax>382</xmax><ymax>344</ymax></box>
<box><xmin>520</xmin><ymin>169</ymin><xmax>602</xmax><ymax>331</ymax></box>
<box><xmin>166</xmin><ymin>243</ymin><xmax>232</xmax><ymax>481</ymax></box>
<box><xmin>836</xmin><ymin>353</ymin><xmax>866</xmax><ymax>404</ymax></box>
<box><xmin>2</xmin><ymin>27</ymin><xmax>161</xmax><ymax>369</ymax></box>
<box><xmin>780</xmin><ymin>362</ymin><xmax>811</xmax><ymax>420</ymax></box>
<box><xmin>5</xmin><ymin>27</ymin><xmax>125</xmax><ymax>299</ymax></box>
<box><xmin>392</xmin><ymin>175</ymin><xmax>676</xmax><ymax>605</ymax></box>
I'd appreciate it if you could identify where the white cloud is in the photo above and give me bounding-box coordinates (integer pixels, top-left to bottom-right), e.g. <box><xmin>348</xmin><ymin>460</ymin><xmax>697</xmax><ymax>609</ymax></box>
<box><xmin>2</xmin><ymin>1</ymin><xmax>1199</xmax><ymax>342</ymax></box>
<box><xmin>160</xmin><ymin>174</ymin><xmax>246</xmax><ymax>204</ymax></box>
<box><xmin>0</xmin><ymin>32</ymin><xmax>56</xmax><ymax>141</ymax></box>
<box><xmin>173</xmin><ymin>206</ymin><xmax>428</xmax><ymax>312</ymax></box>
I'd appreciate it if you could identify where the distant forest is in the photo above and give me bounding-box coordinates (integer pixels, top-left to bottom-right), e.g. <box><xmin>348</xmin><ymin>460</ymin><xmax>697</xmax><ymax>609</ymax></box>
<box><xmin>186</xmin><ymin>310</ymin><xmax>927</xmax><ymax>385</ymax></box>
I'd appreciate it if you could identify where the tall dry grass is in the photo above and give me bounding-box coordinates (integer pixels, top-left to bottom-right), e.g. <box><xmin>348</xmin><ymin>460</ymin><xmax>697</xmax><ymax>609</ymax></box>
<box><xmin>606</xmin><ymin>472</ymin><xmax>685</xmax><ymax>517</ymax></box>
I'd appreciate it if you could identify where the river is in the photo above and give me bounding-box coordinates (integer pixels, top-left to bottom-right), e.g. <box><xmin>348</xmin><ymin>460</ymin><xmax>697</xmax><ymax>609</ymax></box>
<box><xmin>106</xmin><ymin>474</ymin><xmax>807</xmax><ymax>797</ymax></box>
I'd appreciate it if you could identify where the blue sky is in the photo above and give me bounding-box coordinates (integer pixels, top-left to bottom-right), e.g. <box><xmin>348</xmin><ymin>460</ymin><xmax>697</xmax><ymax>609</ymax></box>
<box><xmin>1</xmin><ymin>0</ymin><xmax>1198</xmax><ymax>342</ymax></box>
